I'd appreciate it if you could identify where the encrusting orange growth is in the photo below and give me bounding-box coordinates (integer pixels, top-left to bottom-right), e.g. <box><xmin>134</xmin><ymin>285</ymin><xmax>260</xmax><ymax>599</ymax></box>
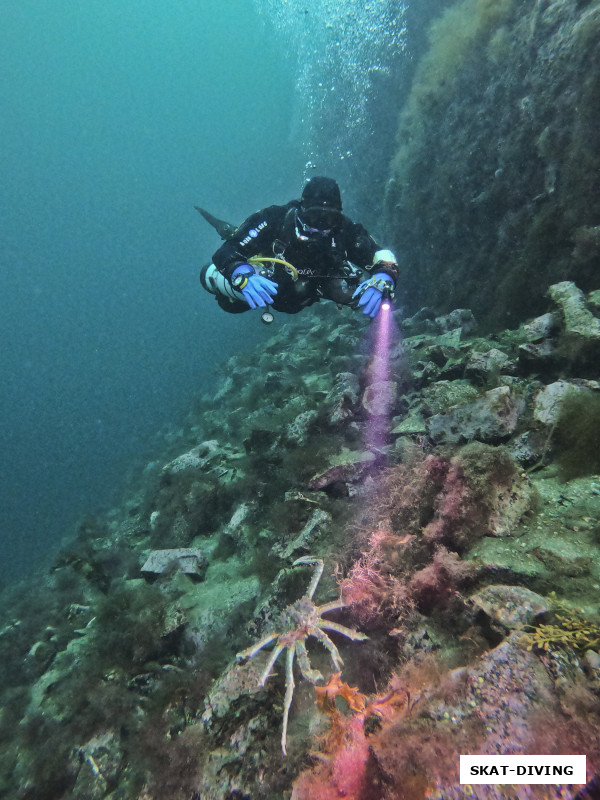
<box><xmin>291</xmin><ymin>679</ymin><xmax>413</xmax><ymax>800</ymax></box>
<box><xmin>314</xmin><ymin>671</ymin><xmax>368</xmax><ymax>714</ymax></box>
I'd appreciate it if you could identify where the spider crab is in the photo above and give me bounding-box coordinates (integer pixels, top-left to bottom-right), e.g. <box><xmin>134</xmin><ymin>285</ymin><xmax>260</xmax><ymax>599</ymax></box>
<box><xmin>235</xmin><ymin>556</ymin><xmax>368</xmax><ymax>755</ymax></box>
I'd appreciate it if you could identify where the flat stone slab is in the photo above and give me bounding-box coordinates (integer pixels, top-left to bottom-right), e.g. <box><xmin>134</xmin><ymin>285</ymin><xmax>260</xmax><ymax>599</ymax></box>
<box><xmin>141</xmin><ymin>548</ymin><xmax>208</xmax><ymax>580</ymax></box>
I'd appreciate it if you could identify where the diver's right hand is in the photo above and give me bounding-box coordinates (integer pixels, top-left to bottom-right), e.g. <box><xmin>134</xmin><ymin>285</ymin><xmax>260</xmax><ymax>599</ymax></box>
<box><xmin>232</xmin><ymin>265</ymin><xmax>278</xmax><ymax>309</ymax></box>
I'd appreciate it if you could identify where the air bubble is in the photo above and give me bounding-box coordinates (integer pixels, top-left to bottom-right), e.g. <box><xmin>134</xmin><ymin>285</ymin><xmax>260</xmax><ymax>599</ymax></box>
<box><xmin>253</xmin><ymin>0</ymin><xmax>407</xmax><ymax>168</ymax></box>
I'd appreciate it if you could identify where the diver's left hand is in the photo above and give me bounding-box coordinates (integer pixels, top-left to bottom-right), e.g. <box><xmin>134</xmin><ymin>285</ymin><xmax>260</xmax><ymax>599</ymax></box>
<box><xmin>353</xmin><ymin>273</ymin><xmax>395</xmax><ymax>318</ymax></box>
<box><xmin>242</xmin><ymin>274</ymin><xmax>278</xmax><ymax>308</ymax></box>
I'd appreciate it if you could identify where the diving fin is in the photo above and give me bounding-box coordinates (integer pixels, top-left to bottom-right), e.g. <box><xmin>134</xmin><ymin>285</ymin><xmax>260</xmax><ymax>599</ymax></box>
<box><xmin>194</xmin><ymin>206</ymin><xmax>238</xmax><ymax>240</ymax></box>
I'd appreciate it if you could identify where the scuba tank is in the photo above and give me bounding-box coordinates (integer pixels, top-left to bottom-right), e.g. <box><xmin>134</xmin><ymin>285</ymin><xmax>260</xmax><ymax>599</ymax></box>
<box><xmin>199</xmin><ymin>262</ymin><xmax>246</xmax><ymax>303</ymax></box>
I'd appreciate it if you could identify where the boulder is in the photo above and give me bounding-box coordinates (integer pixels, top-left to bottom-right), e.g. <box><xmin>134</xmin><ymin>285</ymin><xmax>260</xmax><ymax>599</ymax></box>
<box><xmin>308</xmin><ymin>449</ymin><xmax>376</xmax><ymax>491</ymax></box>
<box><xmin>549</xmin><ymin>280</ymin><xmax>600</xmax><ymax>340</ymax></box>
<box><xmin>506</xmin><ymin>429</ymin><xmax>548</xmax><ymax>467</ymax></box>
<box><xmin>362</xmin><ymin>380</ymin><xmax>398</xmax><ymax>416</ymax></box>
<box><xmin>391</xmin><ymin>408</ymin><xmax>427</xmax><ymax>436</ymax></box>
<box><xmin>70</xmin><ymin>732</ymin><xmax>122</xmax><ymax>800</ymax></box>
<box><xmin>468</xmin><ymin>585</ymin><xmax>550</xmax><ymax>630</ymax></box>
<box><xmin>517</xmin><ymin>338</ymin><xmax>558</xmax><ymax>371</ymax></box>
<box><xmin>427</xmin><ymin>385</ymin><xmax>525</xmax><ymax>444</ymax></box>
<box><xmin>588</xmin><ymin>288</ymin><xmax>600</xmax><ymax>313</ymax></box>
<box><xmin>532</xmin><ymin>379</ymin><xmax>600</xmax><ymax>425</ymax></box>
<box><xmin>421</xmin><ymin>379</ymin><xmax>480</xmax><ymax>414</ymax></box>
<box><xmin>400</xmin><ymin>306</ymin><xmax>438</xmax><ymax>336</ymax></box>
<box><xmin>434</xmin><ymin>308</ymin><xmax>478</xmax><ymax>336</ymax></box>
<box><xmin>464</xmin><ymin>348</ymin><xmax>514</xmax><ymax>380</ymax></box>
<box><xmin>286</xmin><ymin>409</ymin><xmax>318</xmax><ymax>445</ymax></box>
<box><xmin>161</xmin><ymin>440</ymin><xmax>220</xmax><ymax>475</ymax></box>
<box><xmin>521</xmin><ymin>312</ymin><xmax>560</xmax><ymax>342</ymax></box>
<box><xmin>325</xmin><ymin>371</ymin><xmax>360</xmax><ymax>424</ymax></box>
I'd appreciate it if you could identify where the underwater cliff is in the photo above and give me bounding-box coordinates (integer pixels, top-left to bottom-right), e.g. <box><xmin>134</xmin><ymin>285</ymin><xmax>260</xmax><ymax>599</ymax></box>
<box><xmin>384</xmin><ymin>0</ymin><xmax>600</xmax><ymax>330</ymax></box>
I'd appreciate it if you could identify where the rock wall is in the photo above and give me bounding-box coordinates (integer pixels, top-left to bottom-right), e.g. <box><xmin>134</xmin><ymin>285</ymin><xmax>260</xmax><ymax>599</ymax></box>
<box><xmin>384</xmin><ymin>0</ymin><xmax>600</xmax><ymax>330</ymax></box>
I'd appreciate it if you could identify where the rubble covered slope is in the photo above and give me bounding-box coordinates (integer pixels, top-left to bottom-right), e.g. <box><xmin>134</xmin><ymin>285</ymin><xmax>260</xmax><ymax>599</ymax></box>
<box><xmin>1</xmin><ymin>281</ymin><xmax>599</xmax><ymax>799</ymax></box>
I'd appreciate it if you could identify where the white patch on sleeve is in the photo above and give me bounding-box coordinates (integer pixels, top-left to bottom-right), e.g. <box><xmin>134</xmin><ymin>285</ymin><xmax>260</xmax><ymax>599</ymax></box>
<box><xmin>373</xmin><ymin>249</ymin><xmax>397</xmax><ymax>264</ymax></box>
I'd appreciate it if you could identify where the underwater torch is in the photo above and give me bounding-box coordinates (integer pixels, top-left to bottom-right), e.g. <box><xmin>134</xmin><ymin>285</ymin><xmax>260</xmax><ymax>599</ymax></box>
<box><xmin>380</xmin><ymin>284</ymin><xmax>393</xmax><ymax>312</ymax></box>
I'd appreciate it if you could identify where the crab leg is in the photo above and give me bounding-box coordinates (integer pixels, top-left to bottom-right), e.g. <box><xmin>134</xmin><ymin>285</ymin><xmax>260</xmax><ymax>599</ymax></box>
<box><xmin>236</xmin><ymin>632</ymin><xmax>279</xmax><ymax>662</ymax></box>
<box><xmin>292</xmin><ymin>556</ymin><xmax>324</xmax><ymax>600</ymax></box>
<box><xmin>317</xmin><ymin>599</ymin><xmax>347</xmax><ymax>615</ymax></box>
<box><xmin>281</xmin><ymin>645</ymin><xmax>295</xmax><ymax>756</ymax></box>
<box><xmin>310</xmin><ymin>627</ymin><xmax>345</xmax><ymax>671</ymax></box>
<box><xmin>258</xmin><ymin>641</ymin><xmax>286</xmax><ymax>687</ymax></box>
<box><xmin>320</xmin><ymin>619</ymin><xmax>369</xmax><ymax>642</ymax></box>
<box><xmin>295</xmin><ymin>639</ymin><xmax>324</xmax><ymax>684</ymax></box>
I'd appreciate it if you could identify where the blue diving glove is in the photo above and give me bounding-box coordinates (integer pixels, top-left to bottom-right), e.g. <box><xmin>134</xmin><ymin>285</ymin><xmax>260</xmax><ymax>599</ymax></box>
<box><xmin>231</xmin><ymin>265</ymin><xmax>278</xmax><ymax>309</ymax></box>
<box><xmin>353</xmin><ymin>272</ymin><xmax>395</xmax><ymax>318</ymax></box>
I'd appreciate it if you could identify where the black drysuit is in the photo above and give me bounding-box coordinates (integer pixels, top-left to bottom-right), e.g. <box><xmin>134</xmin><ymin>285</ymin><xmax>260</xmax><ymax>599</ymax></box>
<box><xmin>210</xmin><ymin>201</ymin><xmax>393</xmax><ymax>314</ymax></box>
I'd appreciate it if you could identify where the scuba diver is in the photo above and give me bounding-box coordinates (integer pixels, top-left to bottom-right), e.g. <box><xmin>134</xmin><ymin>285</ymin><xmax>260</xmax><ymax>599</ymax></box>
<box><xmin>198</xmin><ymin>176</ymin><xmax>398</xmax><ymax>323</ymax></box>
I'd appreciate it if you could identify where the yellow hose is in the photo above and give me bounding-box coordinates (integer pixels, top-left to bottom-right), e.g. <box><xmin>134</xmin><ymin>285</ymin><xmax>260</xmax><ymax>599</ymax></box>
<box><xmin>248</xmin><ymin>256</ymin><xmax>298</xmax><ymax>281</ymax></box>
